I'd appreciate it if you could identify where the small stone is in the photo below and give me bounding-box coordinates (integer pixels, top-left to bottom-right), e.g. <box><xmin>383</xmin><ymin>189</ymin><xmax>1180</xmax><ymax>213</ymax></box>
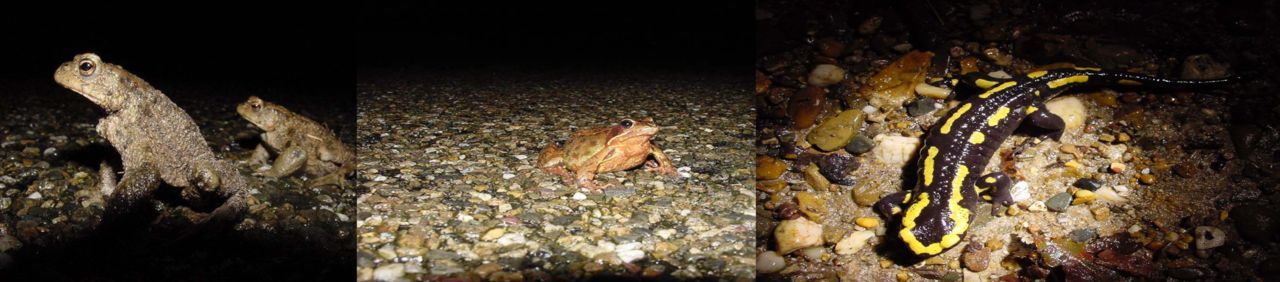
<box><xmin>1046</xmin><ymin>192</ymin><xmax>1072</xmax><ymax>212</ymax></box>
<box><xmin>755</xmin><ymin>155</ymin><xmax>788</xmax><ymax>180</ymax></box>
<box><xmin>1072</xmin><ymin>190</ymin><xmax>1096</xmax><ymax>205</ymax></box>
<box><xmin>915</xmin><ymin>83</ymin><xmax>951</xmax><ymax>99</ymax></box>
<box><xmin>26</xmin><ymin>192</ymin><xmax>42</xmax><ymax>200</ymax></box>
<box><xmin>1138</xmin><ymin>174</ymin><xmax>1156</xmax><ymax>185</ymax></box>
<box><xmin>474</xmin><ymin>263</ymin><xmax>503</xmax><ymax>278</ymax></box>
<box><xmin>794</xmin><ymin>191</ymin><xmax>828</xmax><ymax>222</ymax></box>
<box><xmin>1109</xmin><ymin>162</ymin><xmax>1127</xmax><ymax>173</ymax></box>
<box><xmin>1068</xmin><ymin>228</ymin><xmax>1097</xmax><ymax>242</ymax></box>
<box><xmin>1117</xmin><ymin>132</ymin><xmax>1131</xmax><ymax>142</ymax></box>
<box><xmin>1098</xmin><ymin>133</ymin><xmax>1116</xmax><ymax>142</ymax></box>
<box><xmin>571</xmin><ymin>192</ymin><xmax>587</xmax><ymax>200</ymax></box>
<box><xmin>906</xmin><ymin>98</ymin><xmax>941</xmax><ymax>117</ymax></box>
<box><xmin>1059</xmin><ymin>144</ymin><xmax>1079</xmax><ymax>155</ymax></box>
<box><xmin>756</xmin><ymin>251</ymin><xmax>786</xmax><ymax>273</ymax></box>
<box><xmin>815</xmin><ymin>38</ymin><xmax>845</xmax><ymax>58</ymax></box>
<box><xmin>1073</xmin><ymin>178</ymin><xmax>1102</xmax><ymax>190</ymax></box>
<box><xmin>808</xmin><ymin>64</ymin><xmax>846</xmax><ymax>87</ymax></box>
<box><xmin>834</xmin><ymin>230</ymin><xmax>876</xmax><ymax>255</ymax></box>
<box><xmin>1094</xmin><ymin>186</ymin><xmax>1125</xmax><ymax>203</ymax></box>
<box><xmin>1009</xmin><ymin>181</ymin><xmax>1031</xmax><ymax>202</ymax></box>
<box><xmin>775</xmin><ymin>217</ymin><xmax>824</xmax><ymax>254</ymax></box>
<box><xmin>962</xmin><ymin>242</ymin><xmax>989</xmax><ymax>272</ymax></box>
<box><xmin>1195</xmin><ymin>226</ymin><xmax>1226</xmax><ymax>249</ymax></box>
<box><xmin>789</xmin><ymin>86</ymin><xmax>825</xmax><ymax>130</ymax></box>
<box><xmin>1045</xmin><ymin>96</ymin><xmax>1087</xmax><ymax>130</ymax></box>
<box><xmin>844</xmin><ymin>135</ymin><xmax>875</xmax><ymax>155</ymax></box>
<box><xmin>853</xmin><ymin>186</ymin><xmax>882</xmax><ymax>207</ymax></box>
<box><xmin>872</xmin><ymin>135</ymin><xmax>922</xmax><ymax>166</ymax></box>
<box><xmin>482</xmin><ymin>228</ymin><xmax>506</xmax><ymax>241</ymax></box>
<box><xmin>373</xmin><ymin>263</ymin><xmax>406</xmax><ymax>281</ymax></box>
<box><xmin>1064</xmin><ymin>160</ymin><xmax>1084</xmax><ymax>170</ymax></box>
<box><xmin>818</xmin><ymin>153</ymin><xmax>860</xmax><ymax>185</ymax></box>
<box><xmin>806</xmin><ymin>109</ymin><xmax>866</xmax><ymax>152</ymax></box>
<box><xmin>803</xmin><ymin>164</ymin><xmax>831</xmax><ymax>191</ymax></box>
<box><xmin>1091</xmin><ymin>206</ymin><xmax>1113</xmax><ymax>221</ymax></box>
<box><xmin>855</xmin><ymin>217</ymin><xmax>879</xmax><ymax>228</ymax></box>
<box><xmin>1028</xmin><ymin>201</ymin><xmax>1048</xmax><ymax>212</ymax></box>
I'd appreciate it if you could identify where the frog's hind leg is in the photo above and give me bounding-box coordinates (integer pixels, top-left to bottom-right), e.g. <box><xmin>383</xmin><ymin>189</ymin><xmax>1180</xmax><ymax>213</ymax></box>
<box><xmin>975</xmin><ymin>172</ymin><xmax>1015</xmax><ymax>215</ymax></box>
<box><xmin>258</xmin><ymin>146</ymin><xmax>307</xmax><ymax>178</ymax></box>
<box><xmin>307</xmin><ymin>166</ymin><xmax>354</xmax><ymax>188</ymax></box>
<box><xmin>538</xmin><ymin>144</ymin><xmax>574</xmax><ymax>180</ymax></box>
<box><xmin>644</xmin><ymin>146</ymin><xmax>677</xmax><ymax>176</ymax></box>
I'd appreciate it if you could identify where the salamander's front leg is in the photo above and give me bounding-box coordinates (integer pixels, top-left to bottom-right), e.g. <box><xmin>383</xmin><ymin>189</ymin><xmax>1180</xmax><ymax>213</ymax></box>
<box><xmin>874</xmin><ymin>191</ymin><xmax>913</xmax><ymax>218</ymax></box>
<box><xmin>975</xmin><ymin>172</ymin><xmax>1014</xmax><ymax>216</ymax></box>
<box><xmin>1025</xmin><ymin>105</ymin><xmax>1066</xmax><ymax>141</ymax></box>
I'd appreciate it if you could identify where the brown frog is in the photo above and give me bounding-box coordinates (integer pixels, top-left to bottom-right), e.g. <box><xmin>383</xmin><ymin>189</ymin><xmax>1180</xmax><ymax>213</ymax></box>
<box><xmin>54</xmin><ymin>53</ymin><xmax>248</xmax><ymax>226</ymax></box>
<box><xmin>537</xmin><ymin>118</ymin><xmax>677</xmax><ymax>190</ymax></box>
<box><xmin>237</xmin><ymin>96</ymin><xmax>354</xmax><ymax>188</ymax></box>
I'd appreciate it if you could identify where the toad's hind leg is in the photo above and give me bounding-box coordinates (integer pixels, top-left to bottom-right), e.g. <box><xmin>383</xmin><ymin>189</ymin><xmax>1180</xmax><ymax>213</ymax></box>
<box><xmin>307</xmin><ymin>166</ymin><xmax>353</xmax><ymax>188</ymax></box>
<box><xmin>102</xmin><ymin>163</ymin><xmax>161</xmax><ymax>223</ymax></box>
<box><xmin>538</xmin><ymin>144</ymin><xmax>573</xmax><ymax>180</ymax></box>
<box><xmin>259</xmin><ymin>146</ymin><xmax>307</xmax><ymax>178</ymax></box>
<box><xmin>975</xmin><ymin>172</ymin><xmax>1015</xmax><ymax>215</ymax></box>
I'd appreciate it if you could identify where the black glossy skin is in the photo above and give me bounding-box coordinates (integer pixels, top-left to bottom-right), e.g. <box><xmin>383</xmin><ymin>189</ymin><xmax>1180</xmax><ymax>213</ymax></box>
<box><xmin>881</xmin><ymin>68</ymin><xmax>1234</xmax><ymax>256</ymax></box>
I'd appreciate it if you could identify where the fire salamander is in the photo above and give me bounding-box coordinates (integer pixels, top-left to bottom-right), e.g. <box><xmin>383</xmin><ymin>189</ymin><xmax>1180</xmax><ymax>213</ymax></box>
<box><xmin>875</xmin><ymin>67</ymin><xmax>1234</xmax><ymax>257</ymax></box>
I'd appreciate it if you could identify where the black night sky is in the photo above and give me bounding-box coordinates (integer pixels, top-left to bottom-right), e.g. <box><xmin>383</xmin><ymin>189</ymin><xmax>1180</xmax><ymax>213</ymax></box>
<box><xmin>359</xmin><ymin>1</ymin><xmax>752</xmax><ymax>69</ymax></box>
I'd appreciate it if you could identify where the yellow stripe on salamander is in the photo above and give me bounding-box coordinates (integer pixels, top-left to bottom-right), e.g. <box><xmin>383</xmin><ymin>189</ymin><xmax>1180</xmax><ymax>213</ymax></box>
<box><xmin>1048</xmin><ymin>75</ymin><xmax>1089</xmax><ymax>89</ymax></box>
<box><xmin>968</xmin><ymin>132</ymin><xmax>985</xmax><ymax>144</ymax></box>
<box><xmin>1074</xmin><ymin>67</ymin><xmax>1102</xmax><ymax>71</ymax></box>
<box><xmin>1027</xmin><ymin>70</ymin><xmax>1048</xmax><ymax>78</ymax></box>
<box><xmin>923</xmin><ymin>147</ymin><xmax>939</xmax><ymax>186</ymax></box>
<box><xmin>974</xmin><ymin>79</ymin><xmax>998</xmax><ymax>89</ymax></box>
<box><xmin>899</xmin><ymin>166</ymin><xmax>973</xmax><ymax>255</ymax></box>
<box><xmin>987</xmin><ymin>107</ymin><xmax>1010</xmax><ymax>127</ymax></box>
<box><xmin>978</xmin><ymin>81</ymin><xmax>1017</xmax><ymax>98</ymax></box>
<box><xmin>940</xmin><ymin>103</ymin><xmax>972</xmax><ymax>134</ymax></box>
<box><xmin>941</xmin><ymin>166</ymin><xmax>972</xmax><ymax>250</ymax></box>
<box><xmin>1026</xmin><ymin>106</ymin><xmax>1039</xmax><ymax>114</ymax></box>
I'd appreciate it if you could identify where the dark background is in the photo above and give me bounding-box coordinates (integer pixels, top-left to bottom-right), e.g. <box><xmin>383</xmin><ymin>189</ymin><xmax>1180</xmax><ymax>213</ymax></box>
<box><xmin>359</xmin><ymin>1</ymin><xmax>753</xmax><ymax>69</ymax></box>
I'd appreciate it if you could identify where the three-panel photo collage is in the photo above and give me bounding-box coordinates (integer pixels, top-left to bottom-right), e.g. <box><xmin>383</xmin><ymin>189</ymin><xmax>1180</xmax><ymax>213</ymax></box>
<box><xmin>3</xmin><ymin>1</ymin><xmax>1280</xmax><ymax>281</ymax></box>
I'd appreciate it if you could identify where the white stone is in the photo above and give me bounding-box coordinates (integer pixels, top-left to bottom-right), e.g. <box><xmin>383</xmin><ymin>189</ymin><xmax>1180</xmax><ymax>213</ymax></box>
<box><xmin>1010</xmin><ymin>181</ymin><xmax>1031</xmax><ymax>202</ymax></box>
<box><xmin>372</xmin><ymin>263</ymin><xmax>406</xmax><ymax>281</ymax></box>
<box><xmin>1045</xmin><ymin>96</ymin><xmax>1087</xmax><ymax>130</ymax></box>
<box><xmin>834</xmin><ymin>230</ymin><xmax>876</xmax><ymax>255</ymax></box>
<box><xmin>807</xmin><ymin>64</ymin><xmax>846</xmax><ymax>87</ymax></box>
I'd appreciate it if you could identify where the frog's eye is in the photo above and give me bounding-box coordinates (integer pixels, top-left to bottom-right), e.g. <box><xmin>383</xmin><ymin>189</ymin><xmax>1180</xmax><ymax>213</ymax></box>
<box><xmin>78</xmin><ymin>60</ymin><xmax>96</xmax><ymax>76</ymax></box>
<box><xmin>620</xmin><ymin>119</ymin><xmax>634</xmax><ymax>128</ymax></box>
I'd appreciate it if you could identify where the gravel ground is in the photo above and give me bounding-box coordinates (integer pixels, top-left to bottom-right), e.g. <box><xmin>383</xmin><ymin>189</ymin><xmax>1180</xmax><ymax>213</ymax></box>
<box><xmin>355</xmin><ymin>67</ymin><xmax>756</xmax><ymax>281</ymax></box>
<box><xmin>0</xmin><ymin>83</ymin><xmax>355</xmax><ymax>280</ymax></box>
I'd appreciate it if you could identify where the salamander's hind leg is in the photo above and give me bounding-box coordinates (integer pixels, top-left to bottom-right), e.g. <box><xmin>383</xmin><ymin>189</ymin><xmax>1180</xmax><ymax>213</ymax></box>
<box><xmin>975</xmin><ymin>172</ymin><xmax>1014</xmax><ymax>216</ymax></box>
<box><xmin>1025</xmin><ymin>105</ymin><xmax>1066</xmax><ymax>141</ymax></box>
<box><xmin>874</xmin><ymin>191</ymin><xmax>913</xmax><ymax>218</ymax></box>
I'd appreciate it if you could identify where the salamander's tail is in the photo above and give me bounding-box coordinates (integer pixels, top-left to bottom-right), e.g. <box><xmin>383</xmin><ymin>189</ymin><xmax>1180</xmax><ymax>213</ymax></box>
<box><xmin>1083</xmin><ymin>69</ymin><xmax>1240</xmax><ymax>89</ymax></box>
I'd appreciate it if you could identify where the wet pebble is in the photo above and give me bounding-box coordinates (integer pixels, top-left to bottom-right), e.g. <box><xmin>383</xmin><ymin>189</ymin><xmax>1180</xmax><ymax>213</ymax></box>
<box><xmin>1046</xmin><ymin>192</ymin><xmax>1072</xmax><ymax>212</ymax></box>
<box><xmin>755</xmin><ymin>155</ymin><xmax>787</xmax><ymax>180</ymax></box>
<box><xmin>756</xmin><ymin>250</ymin><xmax>786</xmax><ymax>273</ymax></box>
<box><xmin>1195</xmin><ymin>226</ymin><xmax>1226</xmax><ymax>249</ymax></box>
<box><xmin>906</xmin><ymin>98</ymin><xmax>941</xmax><ymax>117</ymax></box>
<box><xmin>808</xmin><ymin>64</ymin><xmax>846</xmax><ymax>87</ymax></box>
<box><xmin>962</xmin><ymin>242</ymin><xmax>988</xmax><ymax>272</ymax></box>
<box><xmin>806</xmin><ymin>109</ymin><xmax>865</xmax><ymax>152</ymax></box>
<box><xmin>1072</xmin><ymin>178</ymin><xmax>1102</xmax><ymax>191</ymax></box>
<box><xmin>834</xmin><ymin>230</ymin><xmax>875</xmax><ymax>255</ymax></box>
<box><xmin>818</xmin><ymin>153</ymin><xmax>859</xmax><ymax>185</ymax></box>
<box><xmin>802</xmin><ymin>164</ymin><xmax>831</xmax><ymax>191</ymax></box>
<box><xmin>788</xmin><ymin>86</ymin><xmax>825</xmax><ymax>130</ymax></box>
<box><xmin>775</xmin><ymin>217</ymin><xmax>823</xmax><ymax>254</ymax></box>
<box><xmin>844</xmin><ymin>135</ymin><xmax>875</xmax><ymax>155</ymax></box>
<box><xmin>372</xmin><ymin>263</ymin><xmax>405</xmax><ymax>281</ymax></box>
<box><xmin>1069</xmin><ymin>228</ymin><xmax>1097</xmax><ymax>242</ymax></box>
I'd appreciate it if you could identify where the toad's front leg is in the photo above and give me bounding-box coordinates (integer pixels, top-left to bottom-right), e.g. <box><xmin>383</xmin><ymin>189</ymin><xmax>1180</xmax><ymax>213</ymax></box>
<box><xmin>101</xmin><ymin>163</ymin><xmax>161</xmax><ymax>225</ymax></box>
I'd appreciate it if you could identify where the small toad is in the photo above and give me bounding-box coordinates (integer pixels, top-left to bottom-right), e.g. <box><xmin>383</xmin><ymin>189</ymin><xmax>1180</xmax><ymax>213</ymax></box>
<box><xmin>536</xmin><ymin>118</ymin><xmax>677</xmax><ymax>190</ymax></box>
<box><xmin>54</xmin><ymin>53</ymin><xmax>248</xmax><ymax>226</ymax></box>
<box><xmin>237</xmin><ymin>96</ymin><xmax>355</xmax><ymax>188</ymax></box>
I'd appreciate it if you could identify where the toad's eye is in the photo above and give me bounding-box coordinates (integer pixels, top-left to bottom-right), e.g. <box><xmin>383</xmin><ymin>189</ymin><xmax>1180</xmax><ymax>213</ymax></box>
<box><xmin>78</xmin><ymin>60</ymin><xmax>95</xmax><ymax>76</ymax></box>
<box><xmin>620</xmin><ymin>119</ymin><xmax>634</xmax><ymax>128</ymax></box>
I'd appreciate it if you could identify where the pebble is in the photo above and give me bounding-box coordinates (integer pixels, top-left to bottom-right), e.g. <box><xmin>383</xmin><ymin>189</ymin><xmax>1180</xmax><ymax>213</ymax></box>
<box><xmin>1093</xmin><ymin>186</ymin><xmax>1125</xmax><ymax>203</ymax></box>
<box><xmin>1173</xmin><ymin>163</ymin><xmax>1197</xmax><ymax>178</ymax></box>
<box><xmin>26</xmin><ymin>192</ymin><xmax>41</xmax><ymax>200</ymax></box>
<box><xmin>571</xmin><ymin>192</ymin><xmax>587</xmax><ymax>200</ymax></box>
<box><xmin>756</xmin><ymin>251</ymin><xmax>787</xmax><ymax>273</ymax></box>
<box><xmin>1091</xmin><ymin>206</ymin><xmax>1113</xmax><ymax>221</ymax></box>
<box><xmin>914</xmin><ymin>83</ymin><xmax>951</xmax><ymax>99</ymax></box>
<box><xmin>1072</xmin><ymin>178</ymin><xmax>1102</xmax><ymax>190</ymax></box>
<box><xmin>815</xmin><ymin>38</ymin><xmax>845</xmax><ymax>58</ymax></box>
<box><xmin>1068</xmin><ymin>228</ymin><xmax>1097</xmax><ymax>242</ymax></box>
<box><xmin>502</xmin><ymin>173</ymin><xmax>515</xmax><ymax>179</ymax></box>
<box><xmin>1044</xmin><ymin>96</ymin><xmax>1086</xmax><ymax>130</ymax></box>
<box><xmin>803</xmin><ymin>164</ymin><xmax>831</xmax><ymax>191</ymax></box>
<box><xmin>1109</xmin><ymin>162</ymin><xmax>1127</xmax><ymax>173</ymax></box>
<box><xmin>806</xmin><ymin>109</ymin><xmax>866</xmax><ymax>152</ymax></box>
<box><xmin>818</xmin><ymin>153</ymin><xmax>859</xmax><ymax>185</ymax></box>
<box><xmin>1195</xmin><ymin>226</ymin><xmax>1226</xmax><ymax>249</ymax></box>
<box><xmin>872</xmin><ymin>135</ymin><xmax>921</xmax><ymax>166</ymax></box>
<box><xmin>844</xmin><ymin>135</ymin><xmax>875</xmax><ymax>155</ymax></box>
<box><xmin>788</xmin><ymin>86</ymin><xmax>825</xmax><ymax>130</ymax></box>
<box><xmin>1009</xmin><ymin>181</ymin><xmax>1031</xmax><ymax>202</ymax></box>
<box><xmin>1028</xmin><ymin>201</ymin><xmax>1048</xmax><ymax>212</ymax></box>
<box><xmin>794</xmin><ymin>191</ymin><xmax>828</xmax><ymax>221</ymax></box>
<box><xmin>962</xmin><ymin>242</ymin><xmax>989</xmax><ymax>272</ymax></box>
<box><xmin>808</xmin><ymin>64</ymin><xmax>846</xmax><ymax>87</ymax></box>
<box><xmin>906</xmin><ymin>98</ymin><xmax>942</xmax><ymax>117</ymax></box>
<box><xmin>755</xmin><ymin>155</ymin><xmax>788</xmax><ymax>180</ymax></box>
<box><xmin>775</xmin><ymin>217</ymin><xmax>824</xmax><ymax>254</ymax></box>
<box><xmin>482</xmin><ymin>228</ymin><xmax>506</xmax><ymax>241</ymax></box>
<box><xmin>834</xmin><ymin>230</ymin><xmax>876</xmax><ymax>255</ymax></box>
<box><xmin>853</xmin><ymin>186</ymin><xmax>882</xmax><ymax>207</ymax></box>
<box><xmin>1071</xmin><ymin>190</ymin><xmax>1096</xmax><ymax>205</ymax></box>
<box><xmin>800</xmin><ymin>247</ymin><xmax>826</xmax><ymax>260</ymax></box>
<box><xmin>854</xmin><ymin>217</ymin><xmax>879</xmax><ymax>228</ymax></box>
<box><xmin>372</xmin><ymin>263</ymin><xmax>406</xmax><ymax>281</ymax></box>
<box><xmin>1045</xmin><ymin>192</ymin><xmax>1072</xmax><ymax>212</ymax></box>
